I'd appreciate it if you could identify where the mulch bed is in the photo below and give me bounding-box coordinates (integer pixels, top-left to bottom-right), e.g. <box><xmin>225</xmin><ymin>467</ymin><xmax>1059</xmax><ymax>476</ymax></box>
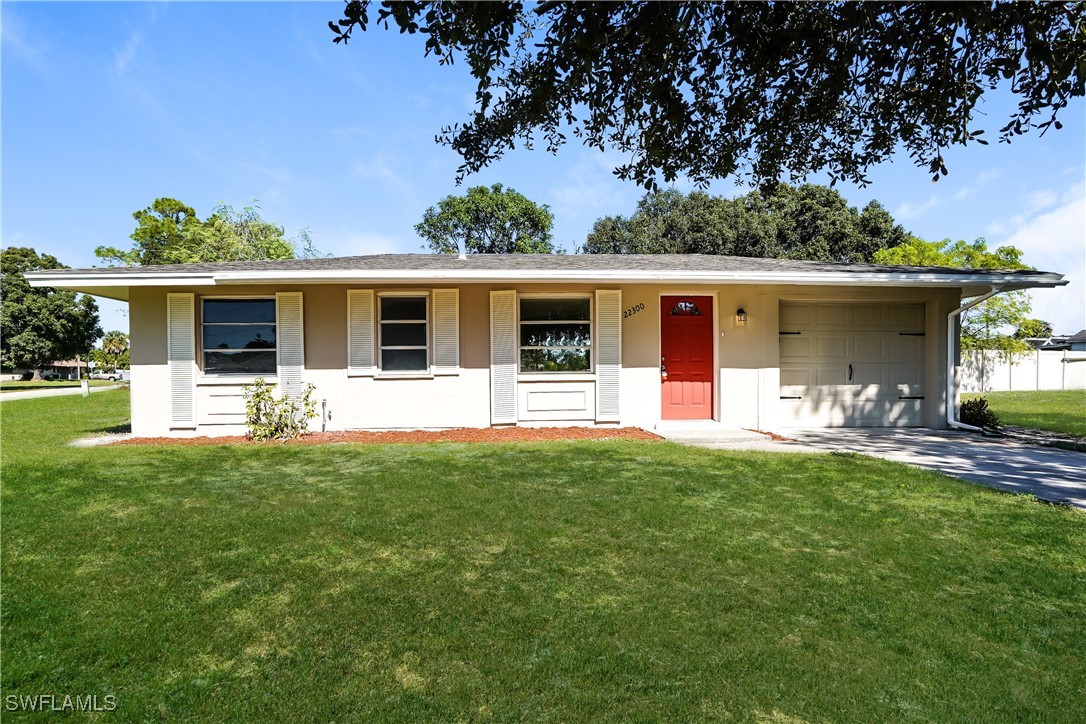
<box><xmin>113</xmin><ymin>426</ymin><xmax>662</xmax><ymax>447</ymax></box>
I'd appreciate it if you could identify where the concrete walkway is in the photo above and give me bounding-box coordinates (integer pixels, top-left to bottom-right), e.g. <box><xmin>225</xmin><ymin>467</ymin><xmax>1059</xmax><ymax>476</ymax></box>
<box><xmin>0</xmin><ymin>385</ymin><xmax>120</xmax><ymax>402</ymax></box>
<box><xmin>655</xmin><ymin>423</ymin><xmax>1086</xmax><ymax>509</ymax></box>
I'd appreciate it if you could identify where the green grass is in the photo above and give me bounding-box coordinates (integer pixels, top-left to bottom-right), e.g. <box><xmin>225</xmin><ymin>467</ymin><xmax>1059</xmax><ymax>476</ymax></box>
<box><xmin>1</xmin><ymin>379</ymin><xmax>118</xmax><ymax>392</ymax></box>
<box><xmin>3</xmin><ymin>391</ymin><xmax>1085</xmax><ymax>721</ymax></box>
<box><xmin>964</xmin><ymin>389</ymin><xmax>1086</xmax><ymax>437</ymax></box>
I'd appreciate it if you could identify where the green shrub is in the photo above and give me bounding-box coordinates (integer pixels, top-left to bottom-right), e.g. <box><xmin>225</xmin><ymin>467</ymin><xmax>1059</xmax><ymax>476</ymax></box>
<box><xmin>242</xmin><ymin>378</ymin><xmax>318</xmax><ymax>441</ymax></box>
<box><xmin>960</xmin><ymin>397</ymin><xmax>1000</xmax><ymax>429</ymax></box>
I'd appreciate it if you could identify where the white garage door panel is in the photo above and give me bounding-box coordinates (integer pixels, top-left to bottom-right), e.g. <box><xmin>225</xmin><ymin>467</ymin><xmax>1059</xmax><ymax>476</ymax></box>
<box><xmin>779</xmin><ymin>396</ymin><xmax>923</xmax><ymax>427</ymax></box>
<box><xmin>779</xmin><ymin>302</ymin><xmax>925</xmax><ymax>427</ymax></box>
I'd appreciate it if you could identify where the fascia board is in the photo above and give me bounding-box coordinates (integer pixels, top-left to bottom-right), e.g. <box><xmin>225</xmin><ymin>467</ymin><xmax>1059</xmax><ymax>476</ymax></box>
<box><xmin>26</xmin><ymin>273</ymin><xmax>216</xmax><ymax>288</ymax></box>
<box><xmin>23</xmin><ymin>269</ymin><xmax>1067</xmax><ymax>290</ymax></box>
<box><xmin>213</xmin><ymin>269</ymin><xmax>1068</xmax><ymax>288</ymax></box>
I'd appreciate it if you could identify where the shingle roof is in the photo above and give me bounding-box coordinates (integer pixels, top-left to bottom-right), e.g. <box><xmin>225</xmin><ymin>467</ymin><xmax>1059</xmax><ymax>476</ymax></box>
<box><xmin>25</xmin><ymin>253</ymin><xmax>1058</xmax><ymax>278</ymax></box>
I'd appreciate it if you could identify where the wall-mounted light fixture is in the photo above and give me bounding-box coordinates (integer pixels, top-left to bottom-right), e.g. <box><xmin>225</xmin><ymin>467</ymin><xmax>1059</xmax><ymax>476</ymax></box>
<box><xmin>736</xmin><ymin>308</ymin><xmax>748</xmax><ymax>324</ymax></box>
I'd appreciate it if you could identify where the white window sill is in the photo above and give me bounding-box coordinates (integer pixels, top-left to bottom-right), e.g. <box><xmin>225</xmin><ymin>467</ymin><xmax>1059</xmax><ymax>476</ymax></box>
<box><xmin>518</xmin><ymin>373</ymin><xmax>596</xmax><ymax>383</ymax></box>
<box><xmin>374</xmin><ymin>372</ymin><xmax>434</xmax><ymax>381</ymax></box>
<box><xmin>198</xmin><ymin>376</ymin><xmax>277</xmax><ymax>386</ymax></box>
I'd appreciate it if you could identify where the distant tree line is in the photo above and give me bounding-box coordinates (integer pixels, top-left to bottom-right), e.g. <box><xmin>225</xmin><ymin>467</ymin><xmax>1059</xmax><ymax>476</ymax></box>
<box><xmin>582</xmin><ymin>184</ymin><xmax>910</xmax><ymax>262</ymax></box>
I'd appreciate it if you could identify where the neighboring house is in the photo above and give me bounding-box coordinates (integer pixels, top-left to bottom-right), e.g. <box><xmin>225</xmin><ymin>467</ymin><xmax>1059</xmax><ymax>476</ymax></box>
<box><xmin>1024</xmin><ymin>330</ymin><xmax>1086</xmax><ymax>351</ymax></box>
<box><xmin>1</xmin><ymin>359</ymin><xmax>88</xmax><ymax>381</ymax></box>
<box><xmin>27</xmin><ymin>254</ymin><xmax>1066</xmax><ymax>437</ymax></box>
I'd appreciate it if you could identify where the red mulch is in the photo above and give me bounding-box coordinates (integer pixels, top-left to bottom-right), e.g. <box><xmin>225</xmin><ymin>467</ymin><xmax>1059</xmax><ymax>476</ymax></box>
<box><xmin>745</xmin><ymin>428</ymin><xmax>794</xmax><ymax>442</ymax></box>
<box><xmin>113</xmin><ymin>426</ymin><xmax>661</xmax><ymax>447</ymax></box>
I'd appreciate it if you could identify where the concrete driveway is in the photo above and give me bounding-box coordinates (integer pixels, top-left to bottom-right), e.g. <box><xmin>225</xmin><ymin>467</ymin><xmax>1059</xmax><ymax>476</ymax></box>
<box><xmin>655</xmin><ymin>423</ymin><xmax>1086</xmax><ymax>509</ymax></box>
<box><xmin>782</xmin><ymin>428</ymin><xmax>1086</xmax><ymax>509</ymax></box>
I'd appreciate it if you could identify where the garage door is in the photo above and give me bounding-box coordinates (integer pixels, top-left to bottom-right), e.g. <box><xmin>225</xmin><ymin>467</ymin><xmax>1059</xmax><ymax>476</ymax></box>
<box><xmin>778</xmin><ymin>302</ymin><xmax>926</xmax><ymax>427</ymax></box>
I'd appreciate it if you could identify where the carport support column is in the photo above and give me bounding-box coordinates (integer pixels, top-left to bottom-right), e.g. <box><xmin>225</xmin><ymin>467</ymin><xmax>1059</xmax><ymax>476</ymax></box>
<box><xmin>946</xmin><ymin>286</ymin><xmax>1003</xmax><ymax>432</ymax></box>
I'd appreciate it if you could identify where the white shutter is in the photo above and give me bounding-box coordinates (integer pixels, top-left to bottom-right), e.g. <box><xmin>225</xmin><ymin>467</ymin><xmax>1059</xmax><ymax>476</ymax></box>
<box><xmin>432</xmin><ymin>288</ymin><xmax>460</xmax><ymax>375</ymax></box>
<box><xmin>276</xmin><ymin>292</ymin><xmax>304</xmax><ymax>396</ymax></box>
<box><xmin>167</xmin><ymin>293</ymin><xmax>196</xmax><ymax>428</ymax></box>
<box><xmin>490</xmin><ymin>290</ymin><xmax>517</xmax><ymax>424</ymax></box>
<box><xmin>595</xmin><ymin>289</ymin><xmax>622</xmax><ymax>422</ymax></box>
<box><xmin>347</xmin><ymin>290</ymin><xmax>376</xmax><ymax>376</ymax></box>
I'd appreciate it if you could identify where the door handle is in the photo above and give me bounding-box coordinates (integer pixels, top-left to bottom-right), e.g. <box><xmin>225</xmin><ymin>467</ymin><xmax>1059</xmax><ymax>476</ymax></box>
<box><xmin>660</xmin><ymin>356</ymin><xmax>668</xmax><ymax>381</ymax></box>
<box><xmin>848</xmin><ymin>363</ymin><xmax>853</xmax><ymax>382</ymax></box>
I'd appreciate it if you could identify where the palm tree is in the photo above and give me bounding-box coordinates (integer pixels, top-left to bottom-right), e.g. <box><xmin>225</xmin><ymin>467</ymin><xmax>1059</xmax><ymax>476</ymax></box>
<box><xmin>99</xmin><ymin>330</ymin><xmax>130</xmax><ymax>373</ymax></box>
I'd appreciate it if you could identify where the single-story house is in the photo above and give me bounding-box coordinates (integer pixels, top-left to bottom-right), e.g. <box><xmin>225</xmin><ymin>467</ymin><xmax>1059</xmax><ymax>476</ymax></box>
<box><xmin>27</xmin><ymin>254</ymin><xmax>1066</xmax><ymax>437</ymax></box>
<box><xmin>1030</xmin><ymin>329</ymin><xmax>1086</xmax><ymax>352</ymax></box>
<box><xmin>1</xmin><ymin>359</ymin><xmax>88</xmax><ymax>381</ymax></box>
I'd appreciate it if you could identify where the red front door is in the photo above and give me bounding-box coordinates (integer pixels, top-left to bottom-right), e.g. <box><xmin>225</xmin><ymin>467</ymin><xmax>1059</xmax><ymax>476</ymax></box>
<box><xmin>661</xmin><ymin>296</ymin><xmax>714</xmax><ymax>420</ymax></box>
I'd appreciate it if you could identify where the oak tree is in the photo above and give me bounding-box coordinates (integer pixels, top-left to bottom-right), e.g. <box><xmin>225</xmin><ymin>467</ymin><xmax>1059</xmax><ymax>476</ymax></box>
<box><xmin>0</xmin><ymin>247</ymin><xmax>102</xmax><ymax>379</ymax></box>
<box><xmin>583</xmin><ymin>185</ymin><xmax>908</xmax><ymax>263</ymax></box>
<box><xmin>415</xmin><ymin>183</ymin><xmax>555</xmax><ymax>254</ymax></box>
<box><xmin>331</xmin><ymin>2</ymin><xmax>1084</xmax><ymax>188</ymax></box>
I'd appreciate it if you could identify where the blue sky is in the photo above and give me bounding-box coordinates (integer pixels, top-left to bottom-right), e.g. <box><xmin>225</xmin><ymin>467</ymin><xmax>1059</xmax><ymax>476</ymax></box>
<box><xmin>3</xmin><ymin>2</ymin><xmax>1084</xmax><ymax>336</ymax></box>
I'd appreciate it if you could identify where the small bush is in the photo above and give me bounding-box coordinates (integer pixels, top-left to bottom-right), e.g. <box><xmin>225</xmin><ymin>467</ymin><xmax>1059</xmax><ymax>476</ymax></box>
<box><xmin>960</xmin><ymin>397</ymin><xmax>1000</xmax><ymax>429</ymax></box>
<box><xmin>242</xmin><ymin>378</ymin><xmax>318</xmax><ymax>441</ymax></box>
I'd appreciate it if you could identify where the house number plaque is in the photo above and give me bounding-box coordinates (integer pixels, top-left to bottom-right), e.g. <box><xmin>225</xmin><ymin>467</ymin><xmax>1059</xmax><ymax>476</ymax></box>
<box><xmin>623</xmin><ymin>302</ymin><xmax>645</xmax><ymax>319</ymax></box>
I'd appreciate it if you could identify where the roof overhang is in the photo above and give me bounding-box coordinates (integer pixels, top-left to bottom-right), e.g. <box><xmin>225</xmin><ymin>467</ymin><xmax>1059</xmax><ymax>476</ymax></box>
<box><xmin>25</xmin><ymin>267</ymin><xmax>1067</xmax><ymax>302</ymax></box>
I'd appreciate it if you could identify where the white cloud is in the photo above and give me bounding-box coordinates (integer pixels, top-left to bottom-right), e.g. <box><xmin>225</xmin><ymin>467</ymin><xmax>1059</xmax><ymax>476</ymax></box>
<box><xmin>977</xmin><ymin>169</ymin><xmax>1003</xmax><ymax>185</ymax></box>
<box><xmin>1025</xmin><ymin>189</ymin><xmax>1060</xmax><ymax>213</ymax></box>
<box><xmin>549</xmin><ymin>149</ymin><xmax>641</xmax><ymax>216</ymax></box>
<box><xmin>113</xmin><ymin>27</ymin><xmax>143</xmax><ymax>74</ymax></box>
<box><xmin>352</xmin><ymin>155</ymin><xmax>408</xmax><ymax>191</ymax></box>
<box><xmin>999</xmin><ymin>181</ymin><xmax>1086</xmax><ymax>335</ymax></box>
<box><xmin>324</xmin><ymin>231</ymin><xmax>415</xmax><ymax>257</ymax></box>
<box><xmin>1</xmin><ymin>8</ymin><xmax>50</xmax><ymax>75</ymax></box>
<box><xmin>893</xmin><ymin>194</ymin><xmax>943</xmax><ymax>220</ymax></box>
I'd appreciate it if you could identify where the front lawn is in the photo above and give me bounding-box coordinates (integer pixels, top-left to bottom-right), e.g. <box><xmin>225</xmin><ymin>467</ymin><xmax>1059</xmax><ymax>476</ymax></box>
<box><xmin>965</xmin><ymin>389</ymin><xmax>1086</xmax><ymax>437</ymax></box>
<box><xmin>2</xmin><ymin>391</ymin><xmax>1084</xmax><ymax>720</ymax></box>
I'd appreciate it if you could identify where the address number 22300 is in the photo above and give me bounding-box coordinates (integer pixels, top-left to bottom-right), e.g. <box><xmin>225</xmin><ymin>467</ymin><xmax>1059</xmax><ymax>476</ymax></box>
<box><xmin>623</xmin><ymin>302</ymin><xmax>645</xmax><ymax>319</ymax></box>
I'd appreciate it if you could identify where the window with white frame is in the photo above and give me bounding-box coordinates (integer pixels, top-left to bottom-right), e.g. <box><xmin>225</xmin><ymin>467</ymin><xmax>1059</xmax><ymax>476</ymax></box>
<box><xmin>519</xmin><ymin>297</ymin><xmax>592</xmax><ymax>372</ymax></box>
<box><xmin>202</xmin><ymin>298</ymin><xmax>277</xmax><ymax>374</ymax></box>
<box><xmin>379</xmin><ymin>294</ymin><xmax>429</xmax><ymax>372</ymax></box>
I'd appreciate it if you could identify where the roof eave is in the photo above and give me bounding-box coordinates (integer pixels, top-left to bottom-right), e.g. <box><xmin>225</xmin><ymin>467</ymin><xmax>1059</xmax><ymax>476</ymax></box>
<box><xmin>25</xmin><ymin>268</ymin><xmax>1068</xmax><ymax>292</ymax></box>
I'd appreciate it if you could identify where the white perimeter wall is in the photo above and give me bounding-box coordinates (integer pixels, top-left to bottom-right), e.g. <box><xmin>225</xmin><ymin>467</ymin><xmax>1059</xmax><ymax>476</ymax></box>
<box><xmin>961</xmin><ymin>349</ymin><xmax>1086</xmax><ymax>392</ymax></box>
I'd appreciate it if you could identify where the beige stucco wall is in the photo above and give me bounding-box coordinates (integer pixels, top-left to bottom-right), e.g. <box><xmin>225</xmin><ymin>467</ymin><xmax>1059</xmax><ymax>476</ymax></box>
<box><xmin>127</xmin><ymin>282</ymin><xmax>960</xmax><ymax>437</ymax></box>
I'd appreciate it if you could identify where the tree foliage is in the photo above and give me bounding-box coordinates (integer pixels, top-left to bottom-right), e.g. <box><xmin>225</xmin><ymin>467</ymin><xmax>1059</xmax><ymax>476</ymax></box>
<box><xmin>95</xmin><ymin>198</ymin><xmax>322</xmax><ymax>266</ymax></box>
<box><xmin>583</xmin><ymin>185</ymin><xmax>909</xmax><ymax>263</ymax></box>
<box><xmin>415</xmin><ymin>183</ymin><xmax>555</xmax><ymax>254</ymax></box>
<box><xmin>873</xmin><ymin>237</ymin><xmax>1044</xmax><ymax>355</ymax></box>
<box><xmin>91</xmin><ymin>330</ymin><xmax>130</xmax><ymax>372</ymax></box>
<box><xmin>331</xmin><ymin>2</ymin><xmax>1085</xmax><ymax>188</ymax></box>
<box><xmin>0</xmin><ymin>247</ymin><xmax>102</xmax><ymax>377</ymax></box>
<box><xmin>1014</xmin><ymin>319</ymin><xmax>1054</xmax><ymax>340</ymax></box>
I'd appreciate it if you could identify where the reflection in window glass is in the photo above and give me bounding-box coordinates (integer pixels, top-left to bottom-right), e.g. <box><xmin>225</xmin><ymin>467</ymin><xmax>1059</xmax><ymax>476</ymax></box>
<box><xmin>670</xmin><ymin>301</ymin><xmax>701</xmax><ymax>316</ymax></box>
<box><xmin>202</xmin><ymin>299</ymin><xmax>277</xmax><ymax>375</ymax></box>
<box><xmin>519</xmin><ymin>298</ymin><xmax>591</xmax><ymax>372</ymax></box>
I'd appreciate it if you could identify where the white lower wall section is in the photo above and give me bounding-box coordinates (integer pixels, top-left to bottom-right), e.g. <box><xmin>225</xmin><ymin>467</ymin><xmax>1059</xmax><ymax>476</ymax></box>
<box><xmin>197</xmin><ymin>385</ymin><xmax>248</xmax><ymax>427</ymax></box>
<box><xmin>130</xmin><ymin>363</ymin><xmax>170</xmax><ymax>437</ymax></box>
<box><xmin>332</xmin><ymin>369</ymin><xmax>491</xmax><ymax>430</ymax></box>
<box><xmin>518</xmin><ymin>381</ymin><xmax>594</xmax><ymax>422</ymax></box>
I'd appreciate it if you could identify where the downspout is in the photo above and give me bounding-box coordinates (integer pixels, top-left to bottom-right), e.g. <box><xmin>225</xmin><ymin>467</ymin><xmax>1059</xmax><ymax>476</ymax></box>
<box><xmin>946</xmin><ymin>286</ymin><xmax>1004</xmax><ymax>432</ymax></box>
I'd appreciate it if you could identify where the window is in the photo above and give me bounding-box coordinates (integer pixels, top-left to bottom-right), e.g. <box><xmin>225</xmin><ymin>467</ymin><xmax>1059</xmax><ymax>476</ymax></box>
<box><xmin>379</xmin><ymin>295</ymin><xmax>428</xmax><ymax>372</ymax></box>
<box><xmin>519</xmin><ymin>297</ymin><xmax>591</xmax><ymax>373</ymax></box>
<box><xmin>202</xmin><ymin>298</ymin><xmax>277</xmax><ymax>375</ymax></box>
<box><xmin>670</xmin><ymin>300</ymin><xmax>702</xmax><ymax>316</ymax></box>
